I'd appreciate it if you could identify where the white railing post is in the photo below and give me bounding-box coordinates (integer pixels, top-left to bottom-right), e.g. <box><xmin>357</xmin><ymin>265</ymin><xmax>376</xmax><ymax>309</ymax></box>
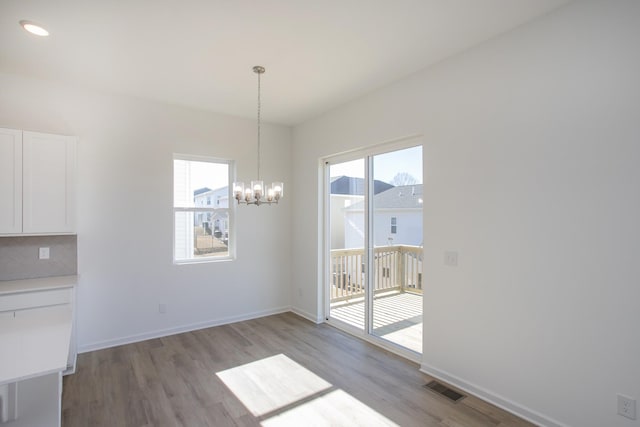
<box><xmin>399</xmin><ymin>246</ymin><xmax>405</xmax><ymax>292</ymax></box>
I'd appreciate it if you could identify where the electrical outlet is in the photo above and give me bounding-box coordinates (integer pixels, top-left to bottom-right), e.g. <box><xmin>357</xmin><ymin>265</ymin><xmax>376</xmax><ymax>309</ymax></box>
<box><xmin>158</xmin><ymin>303</ymin><xmax>167</xmax><ymax>314</ymax></box>
<box><xmin>618</xmin><ymin>394</ymin><xmax>636</xmax><ymax>420</ymax></box>
<box><xmin>444</xmin><ymin>251</ymin><xmax>458</xmax><ymax>267</ymax></box>
<box><xmin>38</xmin><ymin>247</ymin><xmax>50</xmax><ymax>260</ymax></box>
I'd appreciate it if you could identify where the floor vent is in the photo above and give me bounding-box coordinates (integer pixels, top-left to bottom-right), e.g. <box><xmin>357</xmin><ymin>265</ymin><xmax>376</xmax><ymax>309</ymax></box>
<box><xmin>423</xmin><ymin>380</ymin><xmax>466</xmax><ymax>403</ymax></box>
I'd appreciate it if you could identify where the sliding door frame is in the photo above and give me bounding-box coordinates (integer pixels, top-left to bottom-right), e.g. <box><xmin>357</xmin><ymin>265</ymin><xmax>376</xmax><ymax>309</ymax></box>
<box><xmin>321</xmin><ymin>135</ymin><xmax>424</xmax><ymax>363</ymax></box>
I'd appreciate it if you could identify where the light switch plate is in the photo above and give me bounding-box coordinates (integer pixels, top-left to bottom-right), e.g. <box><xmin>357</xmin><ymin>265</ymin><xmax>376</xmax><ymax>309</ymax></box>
<box><xmin>618</xmin><ymin>394</ymin><xmax>637</xmax><ymax>420</ymax></box>
<box><xmin>38</xmin><ymin>247</ymin><xmax>50</xmax><ymax>260</ymax></box>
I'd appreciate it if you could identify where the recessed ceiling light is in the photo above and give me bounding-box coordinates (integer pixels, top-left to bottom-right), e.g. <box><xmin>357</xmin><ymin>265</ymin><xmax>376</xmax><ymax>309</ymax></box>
<box><xmin>19</xmin><ymin>20</ymin><xmax>49</xmax><ymax>37</ymax></box>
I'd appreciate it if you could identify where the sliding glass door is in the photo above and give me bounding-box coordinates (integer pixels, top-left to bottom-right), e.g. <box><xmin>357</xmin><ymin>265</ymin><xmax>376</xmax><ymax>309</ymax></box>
<box><xmin>370</xmin><ymin>147</ymin><xmax>423</xmax><ymax>353</ymax></box>
<box><xmin>326</xmin><ymin>158</ymin><xmax>366</xmax><ymax>332</ymax></box>
<box><xmin>325</xmin><ymin>142</ymin><xmax>423</xmax><ymax>355</ymax></box>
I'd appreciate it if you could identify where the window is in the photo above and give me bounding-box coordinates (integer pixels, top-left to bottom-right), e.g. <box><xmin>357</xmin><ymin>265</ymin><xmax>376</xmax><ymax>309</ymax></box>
<box><xmin>390</xmin><ymin>217</ymin><xmax>397</xmax><ymax>234</ymax></box>
<box><xmin>173</xmin><ymin>155</ymin><xmax>233</xmax><ymax>263</ymax></box>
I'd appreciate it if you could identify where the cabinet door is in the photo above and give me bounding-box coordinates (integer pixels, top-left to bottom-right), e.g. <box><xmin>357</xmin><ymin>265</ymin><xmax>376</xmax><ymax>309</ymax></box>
<box><xmin>22</xmin><ymin>131</ymin><xmax>77</xmax><ymax>233</ymax></box>
<box><xmin>0</xmin><ymin>128</ymin><xmax>22</xmax><ymax>234</ymax></box>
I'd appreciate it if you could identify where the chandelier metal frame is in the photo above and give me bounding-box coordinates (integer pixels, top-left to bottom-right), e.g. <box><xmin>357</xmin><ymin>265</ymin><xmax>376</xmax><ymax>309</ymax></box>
<box><xmin>233</xmin><ymin>66</ymin><xmax>283</xmax><ymax>206</ymax></box>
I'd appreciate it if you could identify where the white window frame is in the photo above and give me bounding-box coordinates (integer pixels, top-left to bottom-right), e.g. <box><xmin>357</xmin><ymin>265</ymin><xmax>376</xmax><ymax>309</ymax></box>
<box><xmin>173</xmin><ymin>153</ymin><xmax>235</xmax><ymax>264</ymax></box>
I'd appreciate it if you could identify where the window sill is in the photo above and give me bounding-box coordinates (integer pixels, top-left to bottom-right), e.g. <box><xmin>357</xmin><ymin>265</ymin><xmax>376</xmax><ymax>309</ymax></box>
<box><xmin>173</xmin><ymin>256</ymin><xmax>234</xmax><ymax>265</ymax></box>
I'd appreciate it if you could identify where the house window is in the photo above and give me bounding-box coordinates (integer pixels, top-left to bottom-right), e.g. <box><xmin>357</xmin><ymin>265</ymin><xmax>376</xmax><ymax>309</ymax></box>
<box><xmin>391</xmin><ymin>217</ymin><xmax>397</xmax><ymax>234</ymax></box>
<box><xmin>173</xmin><ymin>155</ymin><xmax>233</xmax><ymax>263</ymax></box>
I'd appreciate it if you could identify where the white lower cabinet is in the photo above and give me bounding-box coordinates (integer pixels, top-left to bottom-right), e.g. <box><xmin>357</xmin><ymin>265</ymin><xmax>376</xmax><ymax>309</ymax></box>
<box><xmin>0</xmin><ymin>277</ymin><xmax>77</xmax><ymax>427</ymax></box>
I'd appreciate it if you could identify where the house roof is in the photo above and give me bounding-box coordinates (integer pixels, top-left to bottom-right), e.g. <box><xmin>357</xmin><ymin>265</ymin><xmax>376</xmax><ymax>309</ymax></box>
<box><xmin>194</xmin><ymin>187</ymin><xmax>212</xmax><ymax>196</ymax></box>
<box><xmin>330</xmin><ymin>176</ymin><xmax>394</xmax><ymax>196</ymax></box>
<box><xmin>345</xmin><ymin>185</ymin><xmax>423</xmax><ymax>210</ymax></box>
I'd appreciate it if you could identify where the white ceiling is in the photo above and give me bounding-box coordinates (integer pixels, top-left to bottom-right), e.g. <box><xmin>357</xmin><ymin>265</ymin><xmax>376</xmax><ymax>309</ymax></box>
<box><xmin>0</xmin><ymin>0</ymin><xmax>570</xmax><ymax>126</ymax></box>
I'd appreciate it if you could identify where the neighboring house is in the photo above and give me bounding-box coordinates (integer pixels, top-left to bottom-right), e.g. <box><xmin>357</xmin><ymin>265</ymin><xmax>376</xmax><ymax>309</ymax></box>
<box><xmin>194</xmin><ymin>186</ymin><xmax>229</xmax><ymax>209</ymax></box>
<box><xmin>344</xmin><ymin>185</ymin><xmax>423</xmax><ymax>248</ymax></box>
<box><xmin>193</xmin><ymin>186</ymin><xmax>229</xmax><ymax>237</ymax></box>
<box><xmin>175</xmin><ymin>186</ymin><xmax>230</xmax><ymax>260</ymax></box>
<box><xmin>329</xmin><ymin>176</ymin><xmax>394</xmax><ymax>249</ymax></box>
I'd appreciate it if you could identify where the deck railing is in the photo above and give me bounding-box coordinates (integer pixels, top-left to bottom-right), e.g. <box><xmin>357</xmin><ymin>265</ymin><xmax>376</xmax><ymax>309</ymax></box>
<box><xmin>330</xmin><ymin>245</ymin><xmax>422</xmax><ymax>302</ymax></box>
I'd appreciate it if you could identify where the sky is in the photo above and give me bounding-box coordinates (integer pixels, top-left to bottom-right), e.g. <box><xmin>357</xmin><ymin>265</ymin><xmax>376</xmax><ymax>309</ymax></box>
<box><xmin>188</xmin><ymin>160</ymin><xmax>229</xmax><ymax>192</ymax></box>
<box><xmin>329</xmin><ymin>145</ymin><xmax>422</xmax><ymax>184</ymax></box>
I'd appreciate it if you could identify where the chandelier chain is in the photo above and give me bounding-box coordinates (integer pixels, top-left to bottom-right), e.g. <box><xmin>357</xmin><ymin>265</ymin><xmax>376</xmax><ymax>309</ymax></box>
<box><xmin>257</xmin><ymin>69</ymin><xmax>261</xmax><ymax>180</ymax></box>
<box><xmin>233</xmin><ymin>65</ymin><xmax>282</xmax><ymax>206</ymax></box>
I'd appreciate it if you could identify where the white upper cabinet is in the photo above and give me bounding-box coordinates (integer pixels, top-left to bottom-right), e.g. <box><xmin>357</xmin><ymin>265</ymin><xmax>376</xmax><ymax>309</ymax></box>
<box><xmin>0</xmin><ymin>128</ymin><xmax>77</xmax><ymax>235</ymax></box>
<box><xmin>0</xmin><ymin>128</ymin><xmax>22</xmax><ymax>234</ymax></box>
<box><xmin>23</xmin><ymin>131</ymin><xmax>77</xmax><ymax>234</ymax></box>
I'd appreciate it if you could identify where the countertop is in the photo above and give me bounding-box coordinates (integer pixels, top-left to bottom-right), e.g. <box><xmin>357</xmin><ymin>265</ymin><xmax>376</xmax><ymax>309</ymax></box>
<box><xmin>0</xmin><ymin>305</ymin><xmax>72</xmax><ymax>385</ymax></box>
<box><xmin>0</xmin><ymin>275</ymin><xmax>78</xmax><ymax>296</ymax></box>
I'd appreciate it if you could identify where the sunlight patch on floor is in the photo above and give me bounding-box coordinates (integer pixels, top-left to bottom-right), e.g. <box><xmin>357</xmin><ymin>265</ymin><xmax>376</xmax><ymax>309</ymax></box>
<box><xmin>262</xmin><ymin>389</ymin><xmax>398</xmax><ymax>427</ymax></box>
<box><xmin>216</xmin><ymin>354</ymin><xmax>331</xmax><ymax>417</ymax></box>
<box><xmin>216</xmin><ymin>354</ymin><xmax>398</xmax><ymax>426</ymax></box>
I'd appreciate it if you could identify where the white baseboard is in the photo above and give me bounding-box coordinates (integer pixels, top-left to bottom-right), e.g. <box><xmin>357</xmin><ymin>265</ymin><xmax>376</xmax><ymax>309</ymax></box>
<box><xmin>420</xmin><ymin>363</ymin><xmax>567</xmax><ymax>427</ymax></box>
<box><xmin>290</xmin><ymin>307</ymin><xmax>323</xmax><ymax>324</ymax></box>
<box><xmin>63</xmin><ymin>353</ymin><xmax>78</xmax><ymax>376</ymax></box>
<box><xmin>78</xmin><ymin>306</ymin><xmax>291</xmax><ymax>353</ymax></box>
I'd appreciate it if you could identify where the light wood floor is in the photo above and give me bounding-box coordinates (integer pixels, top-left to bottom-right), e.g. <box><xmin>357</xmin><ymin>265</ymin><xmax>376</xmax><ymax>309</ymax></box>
<box><xmin>62</xmin><ymin>312</ymin><xmax>533</xmax><ymax>427</ymax></box>
<box><xmin>331</xmin><ymin>291</ymin><xmax>423</xmax><ymax>353</ymax></box>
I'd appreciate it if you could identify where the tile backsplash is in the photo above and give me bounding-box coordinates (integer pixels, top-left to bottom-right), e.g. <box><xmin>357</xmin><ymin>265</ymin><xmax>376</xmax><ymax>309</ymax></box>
<box><xmin>0</xmin><ymin>235</ymin><xmax>77</xmax><ymax>281</ymax></box>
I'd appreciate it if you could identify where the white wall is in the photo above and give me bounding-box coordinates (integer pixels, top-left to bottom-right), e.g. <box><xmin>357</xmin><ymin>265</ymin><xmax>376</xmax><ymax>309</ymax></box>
<box><xmin>0</xmin><ymin>72</ymin><xmax>292</xmax><ymax>351</ymax></box>
<box><xmin>291</xmin><ymin>1</ymin><xmax>640</xmax><ymax>426</ymax></box>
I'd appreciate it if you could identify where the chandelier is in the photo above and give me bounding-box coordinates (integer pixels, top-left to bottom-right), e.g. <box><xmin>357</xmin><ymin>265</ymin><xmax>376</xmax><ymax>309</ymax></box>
<box><xmin>233</xmin><ymin>66</ymin><xmax>283</xmax><ymax>206</ymax></box>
